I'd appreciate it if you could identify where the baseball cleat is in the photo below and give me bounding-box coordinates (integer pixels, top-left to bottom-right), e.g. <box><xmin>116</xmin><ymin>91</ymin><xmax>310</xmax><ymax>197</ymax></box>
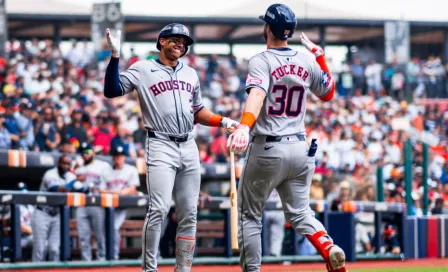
<box><xmin>328</xmin><ymin>246</ymin><xmax>346</xmax><ymax>271</ymax></box>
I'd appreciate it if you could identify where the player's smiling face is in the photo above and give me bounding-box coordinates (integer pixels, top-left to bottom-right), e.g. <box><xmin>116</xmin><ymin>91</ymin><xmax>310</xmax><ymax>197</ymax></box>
<box><xmin>160</xmin><ymin>36</ymin><xmax>186</xmax><ymax>60</ymax></box>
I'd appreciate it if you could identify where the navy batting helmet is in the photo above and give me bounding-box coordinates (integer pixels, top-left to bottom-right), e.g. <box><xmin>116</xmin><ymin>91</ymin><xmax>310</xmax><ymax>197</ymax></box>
<box><xmin>156</xmin><ymin>23</ymin><xmax>194</xmax><ymax>57</ymax></box>
<box><xmin>259</xmin><ymin>4</ymin><xmax>297</xmax><ymax>40</ymax></box>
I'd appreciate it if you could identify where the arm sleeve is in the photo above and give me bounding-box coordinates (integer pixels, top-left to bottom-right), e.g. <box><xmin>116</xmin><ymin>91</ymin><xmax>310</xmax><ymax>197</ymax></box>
<box><xmin>245</xmin><ymin>55</ymin><xmax>270</xmax><ymax>94</ymax></box>
<box><xmin>309</xmin><ymin>57</ymin><xmax>335</xmax><ymax>99</ymax></box>
<box><xmin>104</xmin><ymin>59</ymin><xmax>141</xmax><ymax>98</ymax></box>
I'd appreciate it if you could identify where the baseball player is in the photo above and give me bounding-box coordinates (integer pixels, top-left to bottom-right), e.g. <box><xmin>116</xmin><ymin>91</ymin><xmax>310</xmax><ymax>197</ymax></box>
<box><xmin>75</xmin><ymin>143</ymin><xmax>112</xmax><ymax>261</ymax></box>
<box><xmin>104</xmin><ymin>24</ymin><xmax>239</xmax><ymax>272</ymax></box>
<box><xmin>228</xmin><ymin>4</ymin><xmax>347</xmax><ymax>272</ymax></box>
<box><xmin>100</xmin><ymin>145</ymin><xmax>140</xmax><ymax>260</ymax></box>
<box><xmin>31</xmin><ymin>154</ymin><xmax>76</xmax><ymax>262</ymax></box>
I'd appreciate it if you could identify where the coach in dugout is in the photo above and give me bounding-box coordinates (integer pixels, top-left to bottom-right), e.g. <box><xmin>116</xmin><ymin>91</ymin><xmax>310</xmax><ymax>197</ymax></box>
<box><xmin>100</xmin><ymin>145</ymin><xmax>140</xmax><ymax>260</ymax></box>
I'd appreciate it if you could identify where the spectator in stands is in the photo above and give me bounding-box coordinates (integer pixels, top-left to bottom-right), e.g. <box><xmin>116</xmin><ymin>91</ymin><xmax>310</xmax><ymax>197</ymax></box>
<box><xmin>350</xmin><ymin>58</ymin><xmax>364</xmax><ymax>93</ymax></box>
<box><xmin>210</xmin><ymin>128</ymin><xmax>228</xmax><ymax>163</ymax></box>
<box><xmin>3</xmin><ymin>101</ymin><xmax>20</xmax><ymax>149</ymax></box>
<box><xmin>330</xmin><ymin>181</ymin><xmax>353</xmax><ymax>211</ymax></box>
<box><xmin>110</xmin><ymin>125</ymin><xmax>136</xmax><ymax>158</ymax></box>
<box><xmin>66</xmin><ymin>109</ymin><xmax>88</xmax><ymax>147</ymax></box>
<box><xmin>16</xmin><ymin>102</ymin><xmax>35</xmax><ymax>150</ymax></box>
<box><xmin>310</xmin><ymin>174</ymin><xmax>324</xmax><ymax>200</ymax></box>
<box><xmin>365</xmin><ymin>60</ymin><xmax>383</xmax><ymax>96</ymax></box>
<box><xmin>34</xmin><ymin>107</ymin><xmax>59</xmax><ymax>152</ymax></box>
<box><xmin>132</xmin><ymin>117</ymin><xmax>146</xmax><ymax>152</ymax></box>
<box><xmin>0</xmin><ymin>113</ymin><xmax>11</xmax><ymax>149</ymax></box>
<box><xmin>92</xmin><ymin>117</ymin><xmax>114</xmax><ymax>155</ymax></box>
<box><xmin>432</xmin><ymin>198</ymin><xmax>445</xmax><ymax>215</ymax></box>
<box><xmin>55</xmin><ymin>115</ymin><xmax>68</xmax><ymax>143</ymax></box>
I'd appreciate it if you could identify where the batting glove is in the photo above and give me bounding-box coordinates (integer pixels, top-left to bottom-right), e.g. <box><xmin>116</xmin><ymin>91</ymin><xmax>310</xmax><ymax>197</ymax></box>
<box><xmin>227</xmin><ymin>124</ymin><xmax>250</xmax><ymax>153</ymax></box>
<box><xmin>300</xmin><ymin>32</ymin><xmax>324</xmax><ymax>58</ymax></box>
<box><xmin>106</xmin><ymin>28</ymin><xmax>121</xmax><ymax>58</ymax></box>
<box><xmin>221</xmin><ymin>117</ymin><xmax>239</xmax><ymax>134</ymax></box>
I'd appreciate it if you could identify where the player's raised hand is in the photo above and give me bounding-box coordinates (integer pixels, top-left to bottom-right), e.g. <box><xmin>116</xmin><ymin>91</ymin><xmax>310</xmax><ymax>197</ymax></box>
<box><xmin>106</xmin><ymin>28</ymin><xmax>121</xmax><ymax>58</ymax></box>
<box><xmin>227</xmin><ymin>124</ymin><xmax>250</xmax><ymax>153</ymax></box>
<box><xmin>221</xmin><ymin>117</ymin><xmax>239</xmax><ymax>134</ymax></box>
<box><xmin>300</xmin><ymin>32</ymin><xmax>324</xmax><ymax>58</ymax></box>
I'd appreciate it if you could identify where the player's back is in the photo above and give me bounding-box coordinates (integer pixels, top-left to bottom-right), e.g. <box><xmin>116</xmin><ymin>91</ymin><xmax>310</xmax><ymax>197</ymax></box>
<box><xmin>246</xmin><ymin>48</ymin><xmax>322</xmax><ymax>136</ymax></box>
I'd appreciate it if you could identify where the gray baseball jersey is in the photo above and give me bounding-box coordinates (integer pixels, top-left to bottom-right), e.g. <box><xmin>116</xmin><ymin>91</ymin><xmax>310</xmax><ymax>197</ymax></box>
<box><xmin>119</xmin><ymin>59</ymin><xmax>202</xmax><ymax>135</ymax></box>
<box><xmin>117</xmin><ymin>59</ymin><xmax>201</xmax><ymax>272</ymax></box>
<box><xmin>32</xmin><ymin>167</ymin><xmax>75</xmax><ymax>262</ymax></box>
<box><xmin>238</xmin><ymin>48</ymin><xmax>339</xmax><ymax>272</ymax></box>
<box><xmin>75</xmin><ymin>159</ymin><xmax>111</xmax><ymax>194</ymax></box>
<box><xmin>103</xmin><ymin>164</ymin><xmax>140</xmax><ymax>191</ymax></box>
<box><xmin>245</xmin><ymin>48</ymin><xmax>331</xmax><ymax>136</ymax></box>
<box><xmin>38</xmin><ymin>167</ymin><xmax>76</xmax><ymax>214</ymax></box>
<box><xmin>75</xmin><ymin>159</ymin><xmax>111</xmax><ymax>261</ymax></box>
<box><xmin>103</xmin><ymin>163</ymin><xmax>140</xmax><ymax>260</ymax></box>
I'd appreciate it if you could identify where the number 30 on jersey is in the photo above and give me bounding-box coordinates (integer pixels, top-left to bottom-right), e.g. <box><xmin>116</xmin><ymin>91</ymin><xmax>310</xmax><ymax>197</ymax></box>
<box><xmin>268</xmin><ymin>85</ymin><xmax>305</xmax><ymax>117</ymax></box>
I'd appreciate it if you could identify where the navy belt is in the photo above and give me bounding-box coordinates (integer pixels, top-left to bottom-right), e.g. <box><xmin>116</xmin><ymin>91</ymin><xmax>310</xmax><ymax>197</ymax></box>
<box><xmin>253</xmin><ymin>134</ymin><xmax>306</xmax><ymax>143</ymax></box>
<box><xmin>147</xmin><ymin>131</ymin><xmax>189</xmax><ymax>143</ymax></box>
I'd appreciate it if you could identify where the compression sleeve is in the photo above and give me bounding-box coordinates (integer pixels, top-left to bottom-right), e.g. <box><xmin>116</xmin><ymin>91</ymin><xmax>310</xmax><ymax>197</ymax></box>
<box><xmin>104</xmin><ymin>57</ymin><xmax>122</xmax><ymax>98</ymax></box>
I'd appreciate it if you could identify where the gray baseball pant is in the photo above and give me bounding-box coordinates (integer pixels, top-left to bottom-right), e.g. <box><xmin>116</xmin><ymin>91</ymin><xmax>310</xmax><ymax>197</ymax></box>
<box><xmin>141</xmin><ymin>137</ymin><xmax>200</xmax><ymax>272</ymax></box>
<box><xmin>76</xmin><ymin>206</ymin><xmax>106</xmax><ymax>261</ymax></box>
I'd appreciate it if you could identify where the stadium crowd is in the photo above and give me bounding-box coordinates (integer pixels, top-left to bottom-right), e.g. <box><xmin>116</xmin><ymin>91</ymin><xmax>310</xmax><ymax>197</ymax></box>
<box><xmin>0</xmin><ymin>39</ymin><xmax>448</xmax><ymax>257</ymax></box>
<box><xmin>0</xmin><ymin>39</ymin><xmax>448</xmax><ymax>201</ymax></box>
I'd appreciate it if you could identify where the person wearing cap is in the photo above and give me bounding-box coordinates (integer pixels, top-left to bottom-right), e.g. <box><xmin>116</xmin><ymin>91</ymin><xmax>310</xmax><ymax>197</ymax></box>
<box><xmin>0</xmin><ymin>113</ymin><xmax>12</xmax><ymax>150</ymax></box>
<box><xmin>100</xmin><ymin>145</ymin><xmax>140</xmax><ymax>260</ymax></box>
<box><xmin>74</xmin><ymin>142</ymin><xmax>112</xmax><ymax>261</ymax></box>
<box><xmin>31</xmin><ymin>154</ymin><xmax>76</xmax><ymax>261</ymax></box>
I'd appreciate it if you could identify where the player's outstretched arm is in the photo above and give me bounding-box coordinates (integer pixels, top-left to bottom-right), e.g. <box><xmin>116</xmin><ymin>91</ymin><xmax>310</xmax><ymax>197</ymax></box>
<box><xmin>300</xmin><ymin>32</ymin><xmax>335</xmax><ymax>102</ymax></box>
<box><xmin>228</xmin><ymin>87</ymin><xmax>266</xmax><ymax>153</ymax></box>
<box><xmin>194</xmin><ymin>106</ymin><xmax>239</xmax><ymax>134</ymax></box>
<box><xmin>104</xmin><ymin>28</ymin><xmax>123</xmax><ymax>98</ymax></box>
<box><xmin>104</xmin><ymin>28</ymin><xmax>138</xmax><ymax>98</ymax></box>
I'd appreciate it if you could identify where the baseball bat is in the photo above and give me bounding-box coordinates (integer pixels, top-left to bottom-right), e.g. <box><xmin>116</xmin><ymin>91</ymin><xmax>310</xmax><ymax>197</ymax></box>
<box><xmin>229</xmin><ymin>148</ymin><xmax>239</xmax><ymax>251</ymax></box>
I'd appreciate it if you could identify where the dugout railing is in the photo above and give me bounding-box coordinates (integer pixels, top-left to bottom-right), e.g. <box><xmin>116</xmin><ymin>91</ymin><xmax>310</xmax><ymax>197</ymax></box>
<box><xmin>0</xmin><ymin>190</ymin><xmax>408</xmax><ymax>264</ymax></box>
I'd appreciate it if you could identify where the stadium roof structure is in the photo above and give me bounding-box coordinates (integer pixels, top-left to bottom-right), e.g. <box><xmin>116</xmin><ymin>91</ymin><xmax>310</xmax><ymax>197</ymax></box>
<box><xmin>6</xmin><ymin>0</ymin><xmax>448</xmax><ymax>46</ymax></box>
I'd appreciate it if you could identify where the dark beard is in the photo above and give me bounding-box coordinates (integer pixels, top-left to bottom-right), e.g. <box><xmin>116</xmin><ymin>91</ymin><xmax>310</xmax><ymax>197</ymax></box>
<box><xmin>84</xmin><ymin>156</ymin><xmax>93</xmax><ymax>165</ymax></box>
<box><xmin>263</xmin><ymin>28</ymin><xmax>268</xmax><ymax>41</ymax></box>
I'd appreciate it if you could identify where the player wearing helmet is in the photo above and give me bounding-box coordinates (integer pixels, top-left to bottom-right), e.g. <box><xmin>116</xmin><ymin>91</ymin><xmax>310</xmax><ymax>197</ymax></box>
<box><xmin>104</xmin><ymin>24</ymin><xmax>239</xmax><ymax>272</ymax></box>
<box><xmin>228</xmin><ymin>4</ymin><xmax>345</xmax><ymax>272</ymax></box>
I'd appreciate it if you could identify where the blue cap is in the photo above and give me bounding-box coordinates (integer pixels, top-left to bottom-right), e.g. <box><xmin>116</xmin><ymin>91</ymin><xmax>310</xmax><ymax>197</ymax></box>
<box><xmin>111</xmin><ymin>145</ymin><xmax>126</xmax><ymax>156</ymax></box>
<box><xmin>79</xmin><ymin>142</ymin><xmax>94</xmax><ymax>154</ymax></box>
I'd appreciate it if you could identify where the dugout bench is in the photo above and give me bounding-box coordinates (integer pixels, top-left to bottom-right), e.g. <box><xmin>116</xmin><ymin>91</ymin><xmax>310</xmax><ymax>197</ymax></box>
<box><xmin>0</xmin><ymin>191</ymin><xmax>407</xmax><ymax>263</ymax></box>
